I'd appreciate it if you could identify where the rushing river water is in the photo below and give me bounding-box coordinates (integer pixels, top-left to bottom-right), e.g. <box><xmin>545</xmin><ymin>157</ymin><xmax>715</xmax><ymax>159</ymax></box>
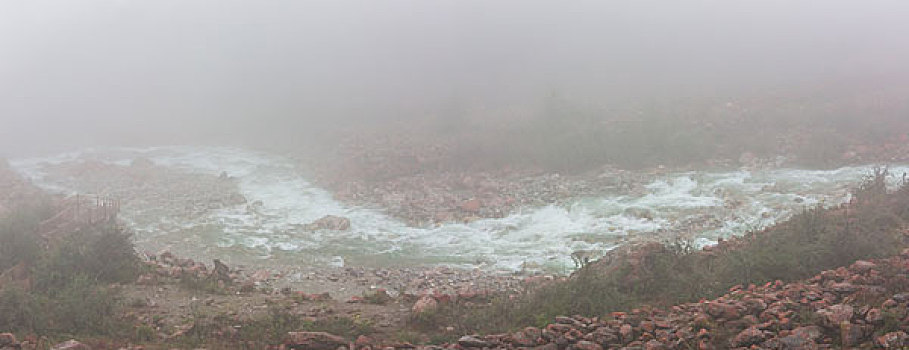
<box><xmin>11</xmin><ymin>146</ymin><xmax>909</xmax><ymax>272</ymax></box>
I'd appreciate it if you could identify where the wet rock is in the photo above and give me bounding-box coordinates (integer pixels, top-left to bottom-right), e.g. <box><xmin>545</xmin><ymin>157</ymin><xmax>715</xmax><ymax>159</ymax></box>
<box><xmin>457</xmin><ymin>335</ymin><xmax>491</xmax><ymax>348</ymax></box>
<box><xmin>51</xmin><ymin>340</ymin><xmax>90</xmax><ymax>350</ymax></box>
<box><xmin>306</xmin><ymin>215</ymin><xmax>351</xmax><ymax>231</ymax></box>
<box><xmin>284</xmin><ymin>331</ymin><xmax>347</xmax><ymax>350</ymax></box>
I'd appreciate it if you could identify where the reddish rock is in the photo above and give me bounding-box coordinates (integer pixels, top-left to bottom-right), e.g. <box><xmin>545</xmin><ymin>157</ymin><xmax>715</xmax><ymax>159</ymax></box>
<box><xmin>643</xmin><ymin>339</ymin><xmax>667</xmax><ymax>350</ymax></box>
<box><xmin>0</xmin><ymin>333</ymin><xmax>16</xmax><ymax>347</ymax></box>
<box><xmin>705</xmin><ymin>302</ymin><xmax>739</xmax><ymax>319</ymax></box>
<box><xmin>574</xmin><ymin>340</ymin><xmax>603</xmax><ymax>350</ymax></box>
<box><xmin>412</xmin><ymin>295</ymin><xmax>438</xmax><ymax>315</ymax></box>
<box><xmin>730</xmin><ymin>327</ymin><xmax>764</xmax><ymax>348</ymax></box>
<box><xmin>876</xmin><ymin>331</ymin><xmax>909</xmax><ymax>348</ymax></box>
<box><xmin>620</xmin><ymin>324</ymin><xmax>634</xmax><ymax>342</ymax></box>
<box><xmin>460</xmin><ymin>199</ymin><xmax>481</xmax><ymax>212</ymax></box>
<box><xmin>790</xmin><ymin>326</ymin><xmax>822</xmax><ymax>341</ymax></box>
<box><xmin>866</xmin><ymin>308</ymin><xmax>884</xmax><ymax>324</ymax></box>
<box><xmin>840</xmin><ymin>322</ymin><xmax>864</xmax><ymax>347</ymax></box>
<box><xmin>850</xmin><ymin>260</ymin><xmax>876</xmax><ymax>273</ymax></box>
<box><xmin>778</xmin><ymin>334</ymin><xmax>818</xmax><ymax>350</ymax></box>
<box><xmin>546</xmin><ymin>323</ymin><xmax>573</xmax><ymax>333</ymax></box>
<box><xmin>355</xmin><ymin>335</ymin><xmax>374</xmax><ymax>347</ymax></box>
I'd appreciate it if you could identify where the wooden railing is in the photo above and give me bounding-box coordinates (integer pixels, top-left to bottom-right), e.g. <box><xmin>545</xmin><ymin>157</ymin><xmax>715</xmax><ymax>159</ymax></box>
<box><xmin>37</xmin><ymin>194</ymin><xmax>120</xmax><ymax>248</ymax></box>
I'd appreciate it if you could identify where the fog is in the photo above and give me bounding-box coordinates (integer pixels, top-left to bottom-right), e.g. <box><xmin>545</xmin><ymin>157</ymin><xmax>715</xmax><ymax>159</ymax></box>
<box><xmin>2</xmin><ymin>0</ymin><xmax>908</xmax><ymax>156</ymax></box>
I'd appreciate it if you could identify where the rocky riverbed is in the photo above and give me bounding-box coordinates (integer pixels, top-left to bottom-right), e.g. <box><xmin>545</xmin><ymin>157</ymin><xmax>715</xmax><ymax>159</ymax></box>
<box><xmin>275</xmin><ymin>250</ymin><xmax>909</xmax><ymax>349</ymax></box>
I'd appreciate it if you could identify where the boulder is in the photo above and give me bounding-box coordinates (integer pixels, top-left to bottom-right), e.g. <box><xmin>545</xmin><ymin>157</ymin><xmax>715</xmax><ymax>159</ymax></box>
<box><xmin>850</xmin><ymin>260</ymin><xmax>876</xmax><ymax>273</ymax></box>
<box><xmin>730</xmin><ymin>327</ymin><xmax>764</xmax><ymax>348</ymax></box>
<box><xmin>643</xmin><ymin>340</ymin><xmax>667</xmax><ymax>350</ymax></box>
<box><xmin>458</xmin><ymin>335</ymin><xmax>491</xmax><ymax>348</ymax></box>
<box><xmin>866</xmin><ymin>308</ymin><xmax>884</xmax><ymax>324</ymax></box>
<box><xmin>0</xmin><ymin>333</ymin><xmax>16</xmax><ymax>347</ymax></box>
<box><xmin>305</xmin><ymin>215</ymin><xmax>351</xmax><ymax>231</ymax></box>
<box><xmin>818</xmin><ymin>304</ymin><xmax>853</xmax><ymax>326</ymax></box>
<box><xmin>284</xmin><ymin>331</ymin><xmax>347</xmax><ymax>350</ymax></box>
<box><xmin>210</xmin><ymin>259</ymin><xmax>232</xmax><ymax>283</ymax></box>
<box><xmin>790</xmin><ymin>326</ymin><xmax>822</xmax><ymax>341</ymax></box>
<box><xmin>573</xmin><ymin>340</ymin><xmax>604</xmax><ymax>350</ymax></box>
<box><xmin>412</xmin><ymin>295</ymin><xmax>438</xmax><ymax>315</ymax></box>
<box><xmin>620</xmin><ymin>324</ymin><xmax>634</xmax><ymax>342</ymax></box>
<box><xmin>460</xmin><ymin>199</ymin><xmax>481</xmax><ymax>212</ymax></box>
<box><xmin>778</xmin><ymin>334</ymin><xmax>818</xmax><ymax>350</ymax></box>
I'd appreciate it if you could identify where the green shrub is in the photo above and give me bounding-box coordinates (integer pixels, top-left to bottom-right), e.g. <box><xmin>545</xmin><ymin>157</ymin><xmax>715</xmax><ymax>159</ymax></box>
<box><xmin>0</xmin><ymin>275</ymin><xmax>124</xmax><ymax>335</ymax></box>
<box><xmin>0</xmin><ymin>204</ymin><xmax>137</xmax><ymax>337</ymax></box>
<box><xmin>0</xmin><ymin>201</ymin><xmax>53</xmax><ymax>271</ymax></box>
<box><xmin>34</xmin><ymin>222</ymin><xmax>139</xmax><ymax>291</ymax></box>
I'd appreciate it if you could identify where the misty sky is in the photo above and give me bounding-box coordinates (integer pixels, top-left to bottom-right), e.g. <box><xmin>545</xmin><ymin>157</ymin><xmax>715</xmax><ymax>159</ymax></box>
<box><xmin>2</xmin><ymin>1</ymin><xmax>908</xmax><ymax>156</ymax></box>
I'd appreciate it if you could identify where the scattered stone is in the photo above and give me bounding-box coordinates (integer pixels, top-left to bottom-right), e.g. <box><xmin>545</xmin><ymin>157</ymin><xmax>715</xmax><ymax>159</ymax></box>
<box><xmin>457</xmin><ymin>335</ymin><xmax>491</xmax><ymax>348</ymax></box>
<box><xmin>284</xmin><ymin>331</ymin><xmax>347</xmax><ymax>350</ymax></box>
<box><xmin>51</xmin><ymin>340</ymin><xmax>90</xmax><ymax>350</ymax></box>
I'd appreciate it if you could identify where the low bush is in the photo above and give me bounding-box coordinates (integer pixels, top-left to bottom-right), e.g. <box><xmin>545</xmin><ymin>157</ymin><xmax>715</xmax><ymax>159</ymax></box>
<box><xmin>0</xmin><ymin>201</ymin><xmax>53</xmax><ymax>272</ymax></box>
<box><xmin>34</xmin><ymin>222</ymin><xmax>138</xmax><ymax>291</ymax></box>
<box><xmin>0</xmin><ymin>205</ymin><xmax>138</xmax><ymax>337</ymax></box>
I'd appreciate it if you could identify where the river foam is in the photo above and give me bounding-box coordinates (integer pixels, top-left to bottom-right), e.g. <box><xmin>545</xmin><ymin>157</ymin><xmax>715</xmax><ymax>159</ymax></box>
<box><xmin>11</xmin><ymin>146</ymin><xmax>909</xmax><ymax>272</ymax></box>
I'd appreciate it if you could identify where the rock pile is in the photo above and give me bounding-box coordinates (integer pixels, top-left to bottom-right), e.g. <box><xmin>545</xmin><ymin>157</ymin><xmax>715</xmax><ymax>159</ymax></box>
<box><xmin>326</xmin><ymin>167</ymin><xmax>649</xmax><ymax>226</ymax></box>
<box><xmin>137</xmin><ymin>251</ymin><xmax>244</xmax><ymax>290</ymax></box>
<box><xmin>295</xmin><ymin>250</ymin><xmax>909</xmax><ymax>349</ymax></box>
